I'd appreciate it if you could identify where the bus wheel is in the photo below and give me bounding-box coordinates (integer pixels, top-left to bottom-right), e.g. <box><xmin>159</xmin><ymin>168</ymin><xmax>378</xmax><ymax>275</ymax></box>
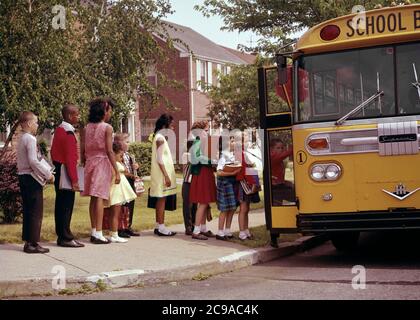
<box><xmin>330</xmin><ymin>232</ymin><xmax>360</xmax><ymax>251</ymax></box>
<box><xmin>270</xmin><ymin>233</ymin><xmax>280</xmax><ymax>248</ymax></box>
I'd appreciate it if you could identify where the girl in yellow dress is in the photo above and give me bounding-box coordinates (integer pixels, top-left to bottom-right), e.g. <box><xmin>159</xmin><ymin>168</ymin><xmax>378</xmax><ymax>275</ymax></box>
<box><xmin>105</xmin><ymin>141</ymin><xmax>137</xmax><ymax>243</ymax></box>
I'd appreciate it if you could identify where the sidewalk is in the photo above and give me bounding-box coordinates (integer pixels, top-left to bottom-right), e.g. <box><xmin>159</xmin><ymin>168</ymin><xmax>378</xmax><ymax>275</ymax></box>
<box><xmin>0</xmin><ymin>210</ymin><xmax>324</xmax><ymax>298</ymax></box>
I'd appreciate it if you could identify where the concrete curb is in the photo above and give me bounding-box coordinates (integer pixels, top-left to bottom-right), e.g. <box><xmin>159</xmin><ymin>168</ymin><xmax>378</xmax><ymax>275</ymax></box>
<box><xmin>0</xmin><ymin>235</ymin><xmax>327</xmax><ymax>299</ymax></box>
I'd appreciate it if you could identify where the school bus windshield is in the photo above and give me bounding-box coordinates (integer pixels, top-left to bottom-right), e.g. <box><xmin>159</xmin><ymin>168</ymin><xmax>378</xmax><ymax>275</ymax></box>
<box><xmin>296</xmin><ymin>41</ymin><xmax>420</xmax><ymax>123</ymax></box>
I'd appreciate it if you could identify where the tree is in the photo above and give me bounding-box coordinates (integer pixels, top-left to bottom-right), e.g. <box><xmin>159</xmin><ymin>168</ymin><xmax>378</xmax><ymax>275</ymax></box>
<box><xmin>195</xmin><ymin>0</ymin><xmax>416</xmax><ymax>54</ymax></box>
<box><xmin>75</xmin><ymin>0</ymin><xmax>177</xmax><ymax>128</ymax></box>
<box><xmin>0</xmin><ymin>0</ymin><xmax>175</xmax><ymax>156</ymax></box>
<box><xmin>0</xmin><ymin>0</ymin><xmax>87</xmax><ymax>154</ymax></box>
<box><xmin>207</xmin><ymin>57</ymin><xmax>268</xmax><ymax>130</ymax></box>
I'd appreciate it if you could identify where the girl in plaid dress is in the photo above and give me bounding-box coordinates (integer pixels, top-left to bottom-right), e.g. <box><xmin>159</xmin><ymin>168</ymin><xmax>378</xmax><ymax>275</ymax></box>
<box><xmin>216</xmin><ymin>136</ymin><xmax>241</xmax><ymax>241</ymax></box>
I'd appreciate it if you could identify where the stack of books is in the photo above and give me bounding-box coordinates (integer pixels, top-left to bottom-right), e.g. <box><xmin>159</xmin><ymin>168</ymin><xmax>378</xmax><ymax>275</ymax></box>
<box><xmin>31</xmin><ymin>158</ymin><xmax>55</xmax><ymax>186</ymax></box>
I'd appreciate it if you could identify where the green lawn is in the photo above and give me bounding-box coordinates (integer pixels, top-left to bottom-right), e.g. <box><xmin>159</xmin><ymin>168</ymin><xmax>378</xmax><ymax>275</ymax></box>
<box><xmin>0</xmin><ymin>182</ymin><xmax>264</xmax><ymax>244</ymax></box>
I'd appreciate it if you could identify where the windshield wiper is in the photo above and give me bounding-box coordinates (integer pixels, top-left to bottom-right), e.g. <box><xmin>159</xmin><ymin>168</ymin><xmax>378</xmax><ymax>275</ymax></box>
<box><xmin>335</xmin><ymin>91</ymin><xmax>384</xmax><ymax>125</ymax></box>
<box><xmin>412</xmin><ymin>63</ymin><xmax>420</xmax><ymax>102</ymax></box>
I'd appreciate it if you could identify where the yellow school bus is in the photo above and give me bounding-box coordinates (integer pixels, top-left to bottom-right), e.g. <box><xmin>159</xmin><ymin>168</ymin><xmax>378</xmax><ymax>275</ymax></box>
<box><xmin>259</xmin><ymin>4</ymin><xmax>420</xmax><ymax>250</ymax></box>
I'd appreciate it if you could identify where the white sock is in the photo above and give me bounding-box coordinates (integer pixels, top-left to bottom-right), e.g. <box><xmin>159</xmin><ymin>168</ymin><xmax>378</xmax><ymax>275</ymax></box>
<box><xmin>217</xmin><ymin>230</ymin><xmax>225</xmax><ymax>237</ymax></box>
<box><xmin>91</xmin><ymin>228</ymin><xmax>96</xmax><ymax>236</ymax></box>
<box><xmin>111</xmin><ymin>231</ymin><xmax>118</xmax><ymax>238</ymax></box>
<box><xmin>193</xmin><ymin>225</ymin><xmax>201</xmax><ymax>235</ymax></box>
<box><xmin>239</xmin><ymin>231</ymin><xmax>247</xmax><ymax>240</ymax></box>
<box><xmin>200</xmin><ymin>224</ymin><xmax>207</xmax><ymax>232</ymax></box>
<box><xmin>245</xmin><ymin>229</ymin><xmax>251</xmax><ymax>236</ymax></box>
<box><xmin>95</xmin><ymin>230</ymin><xmax>106</xmax><ymax>241</ymax></box>
<box><xmin>224</xmin><ymin>228</ymin><xmax>232</xmax><ymax>236</ymax></box>
<box><xmin>159</xmin><ymin>224</ymin><xmax>171</xmax><ymax>235</ymax></box>
<box><xmin>155</xmin><ymin>222</ymin><xmax>160</xmax><ymax>229</ymax></box>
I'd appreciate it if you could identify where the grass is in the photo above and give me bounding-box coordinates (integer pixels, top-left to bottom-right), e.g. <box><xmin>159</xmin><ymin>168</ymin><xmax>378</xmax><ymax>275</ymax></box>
<box><xmin>192</xmin><ymin>272</ymin><xmax>212</xmax><ymax>281</ymax></box>
<box><xmin>229</xmin><ymin>225</ymin><xmax>302</xmax><ymax>248</ymax></box>
<box><xmin>0</xmin><ymin>180</ymin><xmax>265</xmax><ymax>244</ymax></box>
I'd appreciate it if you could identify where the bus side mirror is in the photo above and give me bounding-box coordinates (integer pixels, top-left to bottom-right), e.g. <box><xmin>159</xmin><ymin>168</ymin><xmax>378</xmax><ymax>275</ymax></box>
<box><xmin>276</xmin><ymin>54</ymin><xmax>288</xmax><ymax>85</ymax></box>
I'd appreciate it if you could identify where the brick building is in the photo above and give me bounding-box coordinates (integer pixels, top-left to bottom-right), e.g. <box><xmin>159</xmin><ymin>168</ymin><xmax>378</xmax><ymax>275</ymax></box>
<box><xmin>127</xmin><ymin>21</ymin><xmax>256</xmax><ymax>146</ymax></box>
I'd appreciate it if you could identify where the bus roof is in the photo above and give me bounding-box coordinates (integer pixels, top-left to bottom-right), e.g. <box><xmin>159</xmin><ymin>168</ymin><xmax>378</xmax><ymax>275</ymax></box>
<box><xmin>295</xmin><ymin>4</ymin><xmax>420</xmax><ymax>55</ymax></box>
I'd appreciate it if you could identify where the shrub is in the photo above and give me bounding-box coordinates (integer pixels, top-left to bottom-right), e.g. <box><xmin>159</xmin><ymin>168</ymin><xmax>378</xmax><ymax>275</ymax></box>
<box><xmin>128</xmin><ymin>142</ymin><xmax>152</xmax><ymax>177</ymax></box>
<box><xmin>38</xmin><ymin>139</ymin><xmax>49</xmax><ymax>158</ymax></box>
<box><xmin>0</xmin><ymin>152</ymin><xmax>23</xmax><ymax>224</ymax></box>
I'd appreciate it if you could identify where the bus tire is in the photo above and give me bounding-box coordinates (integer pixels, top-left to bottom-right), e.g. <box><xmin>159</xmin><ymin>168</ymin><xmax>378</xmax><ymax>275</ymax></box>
<box><xmin>330</xmin><ymin>232</ymin><xmax>360</xmax><ymax>251</ymax></box>
<box><xmin>270</xmin><ymin>233</ymin><xmax>280</xmax><ymax>248</ymax></box>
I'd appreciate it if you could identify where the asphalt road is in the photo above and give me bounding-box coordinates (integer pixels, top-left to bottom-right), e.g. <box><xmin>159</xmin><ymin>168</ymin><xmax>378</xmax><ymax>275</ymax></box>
<box><xmin>20</xmin><ymin>230</ymin><xmax>420</xmax><ymax>300</ymax></box>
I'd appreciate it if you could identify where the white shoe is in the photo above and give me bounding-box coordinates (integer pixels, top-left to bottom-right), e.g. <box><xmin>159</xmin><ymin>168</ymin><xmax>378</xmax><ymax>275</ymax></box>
<box><xmin>109</xmin><ymin>236</ymin><xmax>128</xmax><ymax>243</ymax></box>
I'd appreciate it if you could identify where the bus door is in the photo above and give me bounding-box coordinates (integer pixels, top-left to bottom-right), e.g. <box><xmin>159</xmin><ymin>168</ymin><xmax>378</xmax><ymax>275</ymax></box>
<box><xmin>258</xmin><ymin>62</ymin><xmax>298</xmax><ymax>240</ymax></box>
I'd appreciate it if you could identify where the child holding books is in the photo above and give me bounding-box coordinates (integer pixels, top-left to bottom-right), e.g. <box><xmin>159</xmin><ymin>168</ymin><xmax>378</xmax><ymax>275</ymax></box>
<box><xmin>17</xmin><ymin>111</ymin><xmax>54</xmax><ymax>254</ymax></box>
<box><xmin>236</xmin><ymin>132</ymin><xmax>261</xmax><ymax>241</ymax></box>
<box><xmin>216</xmin><ymin>136</ymin><xmax>241</xmax><ymax>240</ymax></box>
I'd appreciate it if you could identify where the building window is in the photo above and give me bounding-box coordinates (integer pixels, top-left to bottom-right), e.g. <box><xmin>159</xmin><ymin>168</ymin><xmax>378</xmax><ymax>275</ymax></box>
<box><xmin>147</xmin><ymin>65</ymin><xmax>158</xmax><ymax>87</ymax></box>
<box><xmin>196</xmin><ymin>60</ymin><xmax>213</xmax><ymax>90</ymax></box>
<box><xmin>216</xmin><ymin>64</ymin><xmax>230</xmax><ymax>87</ymax></box>
<box><xmin>200</xmin><ymin>60</ymin><xmax>207</xmax><ymax>84</ymax></box>
<box><xmin>140</xmin><ymin>119</ymin><xmax>156</xmax><ymax>141</ymax></box>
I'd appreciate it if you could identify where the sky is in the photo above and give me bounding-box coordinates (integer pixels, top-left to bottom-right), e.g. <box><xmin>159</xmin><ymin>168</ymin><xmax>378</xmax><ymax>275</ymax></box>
<box><xmin>166</xmin><ymin>0</ymin><xmax>258</xmax><ymax>50</ymax></box>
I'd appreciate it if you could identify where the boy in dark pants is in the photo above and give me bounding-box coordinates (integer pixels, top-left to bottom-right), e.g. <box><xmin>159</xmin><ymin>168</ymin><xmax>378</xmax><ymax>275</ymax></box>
<box><xmin>50</xmin><ymin>105</ymin><xmax>84</xmax><ymax>248</ymax></box>
<box><xmin>182</xmin><ymin>139</ymin><xmax>197</xmax><ymax>235</ymax></box>
<box><xmin>17</xmin><ymin>111</ymin><xmax>54</xmax><ymax>254</ymax></box>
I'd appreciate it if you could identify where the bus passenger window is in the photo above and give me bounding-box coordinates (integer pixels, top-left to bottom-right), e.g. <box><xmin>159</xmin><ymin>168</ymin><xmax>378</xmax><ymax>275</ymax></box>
<box><xmin>396</xmin><ymin>42</ymin><xmax>420</xmax><ymax>114</ymax></box>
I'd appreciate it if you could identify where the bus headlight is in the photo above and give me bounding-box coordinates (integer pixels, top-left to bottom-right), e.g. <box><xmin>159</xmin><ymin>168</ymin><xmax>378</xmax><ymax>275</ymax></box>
<box><xmin>325</xmin><ymin>164</ymin><xmax>341</xmax><ymax>180</ymax></box>
<box><xmin>310</xmin><ymin>165</ymin><xmax>325</xmax><ymax>181</ymax></box>
<box><xmin>310</xmin><ymin>163</ymin><xmax>342</xmax><ymax>182</ymax></box>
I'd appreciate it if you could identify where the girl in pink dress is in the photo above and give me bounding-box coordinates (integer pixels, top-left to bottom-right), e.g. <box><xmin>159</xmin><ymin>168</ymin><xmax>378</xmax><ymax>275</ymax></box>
<box><xmin>81</xmin><ymin>98</ymin><xmax>120</xmax><ymax>244</ymax></box>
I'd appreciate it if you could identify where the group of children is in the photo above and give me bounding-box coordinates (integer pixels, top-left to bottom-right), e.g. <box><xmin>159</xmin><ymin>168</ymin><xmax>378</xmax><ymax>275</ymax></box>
<box><xmin>16</xmin><ymin>101</ymin><xmax>265</xmax><ymax>254</ymax></box>
<box><xmin>16</xmin><ymin>98</ymin><xmax>141</xmax><ymax>253</ymax></box>
<box><xmin>182</xmin><ymin>121</ymin><xmax>261</xmax><ymax>242</ymax></box>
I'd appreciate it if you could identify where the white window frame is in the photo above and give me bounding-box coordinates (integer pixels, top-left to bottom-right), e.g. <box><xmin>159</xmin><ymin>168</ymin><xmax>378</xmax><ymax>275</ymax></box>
<box><xmin>197</xmin><ymin>59</ymin><xmax>209</xmax><ymax>91</ymax></box>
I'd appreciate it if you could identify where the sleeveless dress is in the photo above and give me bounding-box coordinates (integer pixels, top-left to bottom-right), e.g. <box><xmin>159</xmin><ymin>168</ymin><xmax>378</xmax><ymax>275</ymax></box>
<box><xmin>105</xmin><ymin>162</ymin><xmax>137</xmax><ymax>207</ymax></box>
<box><xmin>150</xmin><ymin>132</ymin><xmax>177</xmax><ymax>198</ymax></box>
<box><xmin>82</xmin><ymin>122</ymin><xmax>113</xmax><ymax>200</ymax></box>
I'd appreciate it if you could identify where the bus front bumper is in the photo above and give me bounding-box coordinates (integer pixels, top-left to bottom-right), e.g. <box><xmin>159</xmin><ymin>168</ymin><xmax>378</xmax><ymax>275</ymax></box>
<box><xmin>297</xmin><ymin>210</ymin><xmax>420</xmax><ymax>233</ymax></box>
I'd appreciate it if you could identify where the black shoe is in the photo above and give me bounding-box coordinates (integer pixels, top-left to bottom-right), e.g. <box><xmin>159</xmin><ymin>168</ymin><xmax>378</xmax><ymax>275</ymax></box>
<box><xmin>118</xmin><ymin>230</ymin><xmax>131</xmax><ymax>238</ymax></box>
<box><xmin>192</xmin><ymin>233</ymin><xmax>208</xmax><ymax>240</ymax></box>
<box><xmin>91</xmin><ymin>237</ymin><xmax>110</xmax><ymax>244</ymax></box>
<box><xmin>216</xmin><ymin>235</ymin><xmax>228</xmax><ymax>241</ymax></box>
<box><xmin>90</xmin><ymin>236</ymin><xmax>95</xmax><ymax>243</ymax></box>
<box><xmin>74</xmin><ymin>240</ymin><xmax>85</xmax><ymax>247</ymax></box>
<box><xmin>154</xmin><ymin>228</ymin><xmax>158</xmax><ymax>235</ymax></box>
<box><xmin>57</xmin><ymin>239</ymin><xmax>85</xmax><ymax>248</ymax></box>
<box><xmin>126</xmin><ymin>228</ymin><xmax>140</xmax><ymax>237</ymax></box>
<box><xmin>24</xmin><ymin>243</ymin><xmax>50</xmax><ymax>254</ymax></box>
<box><xmin>201</xmin><ymin>230</ymin><xmax>215</xmax><ymax>238</ymax></box>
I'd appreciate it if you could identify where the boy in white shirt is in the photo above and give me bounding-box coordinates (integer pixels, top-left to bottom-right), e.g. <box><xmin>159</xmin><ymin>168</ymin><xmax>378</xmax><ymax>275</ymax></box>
<box><xmin>17</xmin><ymin>111</ymin><xmax>54</xmax><ymax>254</ymax></box>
